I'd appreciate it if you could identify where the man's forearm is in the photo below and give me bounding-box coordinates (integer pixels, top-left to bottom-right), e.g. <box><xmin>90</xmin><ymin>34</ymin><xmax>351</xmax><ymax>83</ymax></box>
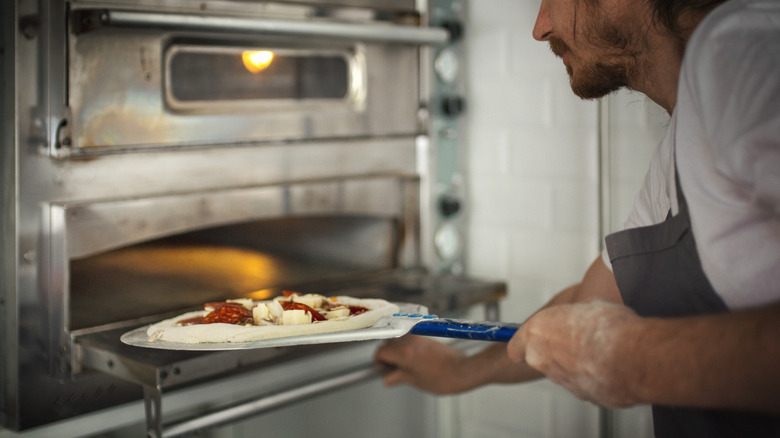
<box><xmin>460</xmin><ymin>343</ymin><xmax>544</xmax><ymax>388</ymax></box>
<box><xmin>625</xmin><ymin>302</ymin><xmax>780</xmax><ymax>414</ymax></box>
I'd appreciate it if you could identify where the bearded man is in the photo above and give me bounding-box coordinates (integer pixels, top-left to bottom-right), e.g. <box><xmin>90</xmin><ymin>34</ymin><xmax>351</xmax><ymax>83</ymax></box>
<box><xmin>375</xmin><ymin>0</ymin><xmax>780</xmax><ymax>436</ymax></box>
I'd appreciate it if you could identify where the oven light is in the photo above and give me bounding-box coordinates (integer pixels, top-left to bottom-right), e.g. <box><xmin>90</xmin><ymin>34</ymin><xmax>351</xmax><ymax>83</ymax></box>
<box><xmin>242</xmin><ymin>50</ymin><xmax>274</xmax><ymax>73</ymax></box>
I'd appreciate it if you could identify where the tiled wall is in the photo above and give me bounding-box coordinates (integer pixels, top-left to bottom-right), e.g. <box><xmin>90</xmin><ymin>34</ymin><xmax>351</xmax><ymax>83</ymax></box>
<box><xmin>457</xmin><ymin>1</ymin><xmax>666</xmax><ymax>437</ymax></box>
<box><xmin>464</xmin><ymin>0</ymin><xmax>600</xmax><ymax>321</ymax></box>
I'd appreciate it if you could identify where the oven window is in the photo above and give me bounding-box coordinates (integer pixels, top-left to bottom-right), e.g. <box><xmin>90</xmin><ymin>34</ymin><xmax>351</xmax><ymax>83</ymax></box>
<box><xmin>166</xmin><ymin>46</ymin><xmax>354</xmax><ymax>108</ymax></box>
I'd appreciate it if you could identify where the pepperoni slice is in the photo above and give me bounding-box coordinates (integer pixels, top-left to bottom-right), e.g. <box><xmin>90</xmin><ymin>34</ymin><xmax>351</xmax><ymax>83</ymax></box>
<box><xmin>200</xmin><ymin>305</ymin><xmax>252</xmax><ymax>324</ymax></box>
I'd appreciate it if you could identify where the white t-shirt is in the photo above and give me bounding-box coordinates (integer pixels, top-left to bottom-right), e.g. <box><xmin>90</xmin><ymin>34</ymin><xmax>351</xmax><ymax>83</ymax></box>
<box><xmin>603</xmin><ymin>0</ymin><xmax>780</xmax><ymax>310</ymax></box>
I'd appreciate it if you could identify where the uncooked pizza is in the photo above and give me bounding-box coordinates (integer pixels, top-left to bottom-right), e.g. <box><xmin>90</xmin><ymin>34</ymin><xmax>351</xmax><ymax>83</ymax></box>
<box><xmin>146</xmin><ymin>291</ymin><xmax>399</xmax><ymax>344</ymax></box>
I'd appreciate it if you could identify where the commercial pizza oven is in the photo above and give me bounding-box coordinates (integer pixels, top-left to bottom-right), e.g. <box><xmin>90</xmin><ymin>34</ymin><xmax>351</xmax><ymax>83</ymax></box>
<box><xmin>1</xmin><ymin>0</ymin><xmax>504</xmax><ymax>435</ymax></box>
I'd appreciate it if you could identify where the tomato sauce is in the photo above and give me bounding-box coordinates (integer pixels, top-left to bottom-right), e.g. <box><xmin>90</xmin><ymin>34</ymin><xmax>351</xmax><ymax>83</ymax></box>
<box><xmin>347</xmin><ymin>305</ymin><xmax>368</xmax><ymax>316</ymax></box>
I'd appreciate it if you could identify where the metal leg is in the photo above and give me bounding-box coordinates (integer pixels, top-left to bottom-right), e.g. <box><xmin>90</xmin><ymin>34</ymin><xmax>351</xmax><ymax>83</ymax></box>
<box><xmin>484</xmin><ymin>302</ymin><xmax>500</xmax><ymax>321</ymax></box>
<box><xmin>144</xmin><ymin>384</ymin><xmax>163</xmax><ymax>438</ymax></box>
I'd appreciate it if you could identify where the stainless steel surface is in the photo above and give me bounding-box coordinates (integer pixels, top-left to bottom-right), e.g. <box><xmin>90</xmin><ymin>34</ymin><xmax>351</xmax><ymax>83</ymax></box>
<box><xmin>0</xmin><ymin>0</ymin><xmax>16</xmax><ymax>429</ymax></box>
<box><xmin>119</xmin><ymin>303</ymin><xmax>428</xmax><ymax>351</ymax></box>
<box><xmin>52</xmin><ymin>173</ymin><xmax>418</xmax><ymax>261</ymax></box>
<box><xmin>101</xmin><ymin>10</ymin><xmax>448</xmax><ymax>45</ymax></box>
<box><xmin>63</xmin><ymin>2</ymin><xmax>434</xmax><ymax>155</ymax></box>
<box><xmin>76</xmin><ymin>337</ymin><xmax>400</xmax><ymax>437</ymax></box>
<box><xmin>0</xmin><ymin>340</ymin><xmax>437</xmax><ymax>438</ymax></box>
<box><xmin>159</xmin><ymin>365</ymin><xmax>383</xmax><ymax>438</ymax></box>
<box><xmin>75</xmin><ymin>0</ymin><xmax>419</xmax><ymax>11</ymax></box>
<box><xmin>428</xmin><ymin>0</ymin><xmax>469</xmax><ymax>274</ymax></box>
<box><xmin>39</xmin><ymin>138</ymin><xmax>419</xmax><ymax>202</ymax></box>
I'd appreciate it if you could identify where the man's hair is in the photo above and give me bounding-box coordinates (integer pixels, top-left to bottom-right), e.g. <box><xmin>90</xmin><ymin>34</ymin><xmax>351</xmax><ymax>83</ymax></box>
<box><xmin>648</xmin><ymin>0</ymin><xmax>727</xmax><ymax>34</ymax></box>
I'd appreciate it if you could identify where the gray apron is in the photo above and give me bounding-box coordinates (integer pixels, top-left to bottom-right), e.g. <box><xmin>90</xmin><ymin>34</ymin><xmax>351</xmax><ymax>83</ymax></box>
<box><xmin>605</xmin><ymin>169</ymin><xmax>780</xmax><ymax>437</ymax></box>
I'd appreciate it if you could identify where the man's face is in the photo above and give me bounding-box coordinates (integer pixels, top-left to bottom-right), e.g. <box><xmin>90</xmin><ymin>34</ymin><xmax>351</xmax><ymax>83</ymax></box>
<box><xmin>533</xmin><ymin>0</ymin><xmax>646</xmax><ymax>99</ymax></box>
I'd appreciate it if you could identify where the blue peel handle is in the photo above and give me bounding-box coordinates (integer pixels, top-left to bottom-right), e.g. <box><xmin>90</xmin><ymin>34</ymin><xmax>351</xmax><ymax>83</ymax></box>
<box><xmin>409</xmin><ymin>319</ymin><xmax>520</xmax><ymax>342</ymax></box>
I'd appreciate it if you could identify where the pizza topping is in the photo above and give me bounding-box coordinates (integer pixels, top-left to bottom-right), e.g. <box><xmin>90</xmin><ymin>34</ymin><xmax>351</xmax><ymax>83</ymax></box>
<box><xmin>203</xmin><ymin>301</ymin><xmax>244</xmax><ymax>311</ymax></box>
<box><xmin>201</xmin><ymin>304</ymin><xmax>253</xmax><ymax>325</ymax></box>
<box><xmin>176</xmin><ymin>315</ymin><xmax>205</xmax><ymax>326</ymax></box>
<box><xmin>347</xmin><ymin>305</ymin><xmax>368</xmax><ymax>316</ymax></box>
<box><xmin>147</xmin><ymin>294</ymin><xmax>401</xmax><ymax>344</ymax></box>
<box><xmin>324</xmin><ymin>306</ymin><xmax>350</xmax><ymax>320</ymax></box>
<box><xmin>226</xmin><ymin>298</ymin><xmax>254</xmax><ymax>309</ymax></box>
<box><xmin>282</xmin><ymin>309</ymin><xmax>312</xmax><ymax>325</ymax></box>
<box><xmin>252</xmin><ymin>303</ymin><xmax>269</xmax><ymax>324</ymax></box>
<box><xmin>176</xmin><ymin>293</ymin><xmax>372</xmax><ymax>327</ymax></box>
<box><xmin>279</xmin><ymin>301</ymin><xmax>326</xmax><ymax>321</ymax></box>
<box><xmin>290</xmin><ymin>293</ymin><xmax>325</xmax><ymax>310</ymax></box>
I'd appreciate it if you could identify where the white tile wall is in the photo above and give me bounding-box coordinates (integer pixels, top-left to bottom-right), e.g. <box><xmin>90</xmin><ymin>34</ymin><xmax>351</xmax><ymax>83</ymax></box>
<box><xmin>465</xmin><ymin>0</ymin><xmax>599</xmax><ymax>325</ymax></box>
<box><xmin>458</xmin><ymin>0</ymin><xmax>667</xmax><ymax>437</ymax></box>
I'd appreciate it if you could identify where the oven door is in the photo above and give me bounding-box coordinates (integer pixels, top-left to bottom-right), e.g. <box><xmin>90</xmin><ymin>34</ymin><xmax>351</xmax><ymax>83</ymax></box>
<box><xmin>62</xmin><ymin>5</ymin><xmax>447</xmax><ymax>155</ymax></box>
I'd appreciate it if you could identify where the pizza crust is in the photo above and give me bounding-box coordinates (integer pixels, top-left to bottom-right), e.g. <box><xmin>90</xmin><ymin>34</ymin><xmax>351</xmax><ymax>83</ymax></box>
<box><xmin>146</xmin><ymin>296</ymin><xmax>399</xmax><ymax>344</ymax></box>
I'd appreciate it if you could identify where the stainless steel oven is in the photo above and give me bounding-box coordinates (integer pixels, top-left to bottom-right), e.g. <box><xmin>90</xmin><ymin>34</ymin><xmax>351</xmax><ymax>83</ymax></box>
<box><xmin>61</xmin><ymin>2</ymin><xmax>438</xmax><ymax>154</ymax></box>
<box><xmin>1</xmin><ymin>0</ymin><xmax>501</xmax><ymax>435</ymax></box>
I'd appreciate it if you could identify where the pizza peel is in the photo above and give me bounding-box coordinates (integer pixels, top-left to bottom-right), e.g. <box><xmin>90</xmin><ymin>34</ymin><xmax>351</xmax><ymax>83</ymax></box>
<box><xmin>120</xmin><ymin>303</ymin><xmax>521</xmax><ymax>351</ymax></box>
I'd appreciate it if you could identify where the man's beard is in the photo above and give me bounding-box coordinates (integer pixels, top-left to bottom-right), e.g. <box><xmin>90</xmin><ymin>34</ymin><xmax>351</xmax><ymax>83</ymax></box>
<box><xmin>548</xmin><ymin>34</ymin><xmax>634</xmax><ymax>100</ymax></box>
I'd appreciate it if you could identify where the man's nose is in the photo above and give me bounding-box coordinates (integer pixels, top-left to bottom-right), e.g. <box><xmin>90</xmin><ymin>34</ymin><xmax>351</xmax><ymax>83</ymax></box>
<box><xmin>533</xmin><ymin>0</ymin><xmax>552</xmax><ymax>41</ymax></box>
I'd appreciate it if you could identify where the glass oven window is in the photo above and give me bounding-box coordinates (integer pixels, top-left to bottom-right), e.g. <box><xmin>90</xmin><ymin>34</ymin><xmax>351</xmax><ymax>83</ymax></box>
<box><xmin>165</xmin><ymin>45</ymin><xmax>360</xmax><ymax>112</ymax></box>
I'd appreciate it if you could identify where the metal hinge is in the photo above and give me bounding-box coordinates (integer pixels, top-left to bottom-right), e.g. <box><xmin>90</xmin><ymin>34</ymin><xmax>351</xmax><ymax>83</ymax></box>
<box><xmin>52</xmin><ymin>109</ymin><xmax>73</xmax><ymax>157</ymax></box>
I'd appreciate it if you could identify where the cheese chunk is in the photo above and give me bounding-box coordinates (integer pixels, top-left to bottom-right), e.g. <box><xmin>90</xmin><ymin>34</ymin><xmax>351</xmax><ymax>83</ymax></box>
<box><xmin>282</xmin><ymin>309</ymin><xmax>312</xmax><ymax>325</ymax></box>
<box><xmin>292</xmin><ymin>293</ymin><xmax>325</xmax><ymax>309</ymax></box>
<box><xmin>325</xmin><ymin>307</ymin><xmax>350</xmax><ymax>320</ymax></box>
<box><xmin>266</xmin><ymin>300</ymin><xmax>284</xmax><ymax>322</ymax></box>
<box><xmin>252</xmin><ymin>303</ymin><xmax>270</xmax><ymax>324</ymax></box>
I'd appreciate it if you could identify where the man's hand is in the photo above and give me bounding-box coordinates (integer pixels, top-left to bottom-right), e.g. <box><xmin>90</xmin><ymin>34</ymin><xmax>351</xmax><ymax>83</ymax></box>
<box><xmin>374</xmin><ymin>336</ymin><xmax>470</xmax><ymax>394</ymax></box>
<box><xmin>508</xmin><ymin>301</ymin><xmax>643</xmax><ymax>408</ymax></box>
<box><xmin>374</xmin><ymin>333</ymin><xmax>545</xmax><ymax>394</ymax></box>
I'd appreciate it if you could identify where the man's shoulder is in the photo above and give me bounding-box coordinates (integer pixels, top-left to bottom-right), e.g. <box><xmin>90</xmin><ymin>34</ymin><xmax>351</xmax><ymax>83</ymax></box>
<box><xmin>682</xmin><ymin>0</ymin><xmax>780</xmax><ymax>103</ymax></box>
<box><xmin>690</xmin><ymin>0</ymin><xmax>780</xmax><ymax>50</ymax></box>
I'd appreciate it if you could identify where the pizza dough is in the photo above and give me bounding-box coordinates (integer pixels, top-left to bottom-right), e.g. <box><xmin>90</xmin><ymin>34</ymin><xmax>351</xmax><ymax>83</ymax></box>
<box><xmin>146</xmin><ymin>294</ymin><xmax>399</xmax><ymax>344</ymax></box>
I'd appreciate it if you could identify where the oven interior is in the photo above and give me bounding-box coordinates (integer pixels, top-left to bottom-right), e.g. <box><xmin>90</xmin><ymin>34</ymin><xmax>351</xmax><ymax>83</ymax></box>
<box><xmin>70</xmin><ymin>215</ymin><xmax>402</xmax><ymax>332</ymax></box>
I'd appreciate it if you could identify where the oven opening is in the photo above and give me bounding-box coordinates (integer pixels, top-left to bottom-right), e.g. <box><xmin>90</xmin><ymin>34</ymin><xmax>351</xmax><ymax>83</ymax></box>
<box><xmin>69</xmin><ymin>215</ymin><xmax>400</xmax><ymax>332</ymax></box>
